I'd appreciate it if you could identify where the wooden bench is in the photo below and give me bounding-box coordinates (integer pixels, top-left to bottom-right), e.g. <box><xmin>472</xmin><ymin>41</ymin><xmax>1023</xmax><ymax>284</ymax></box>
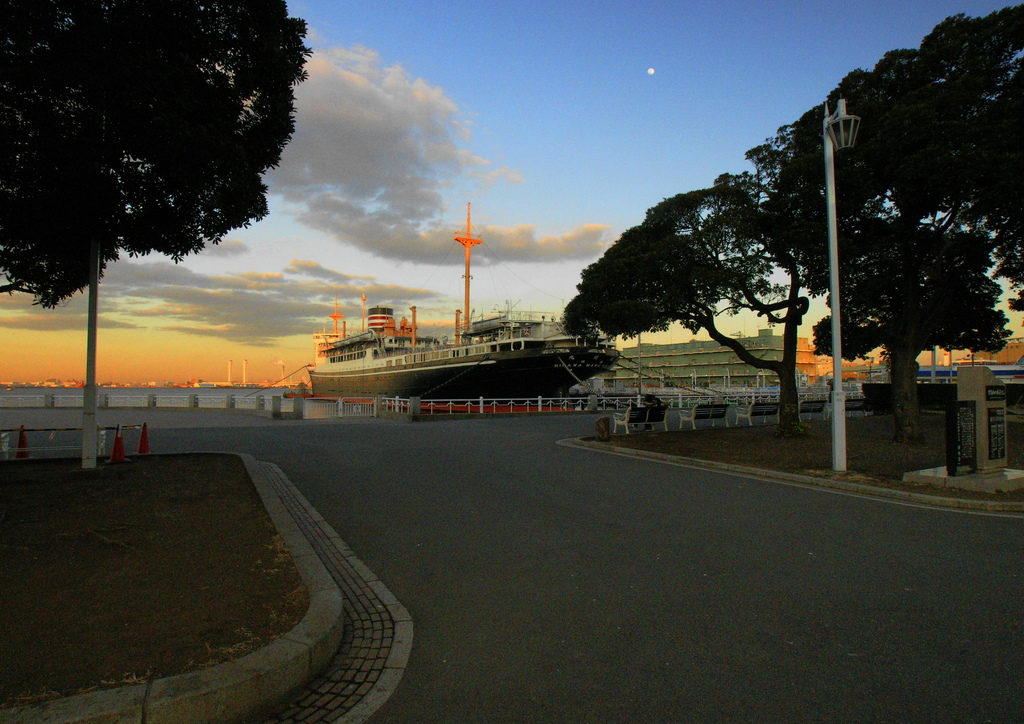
<box><xmin>612</xmin><ymin>406</ymin><xmax>668</xmax><ymax>434</ymax></box>
<box><xmin>799</xmin><ymin>399</ymin><xmax>827</xmax><ymax>420</ymax></box>
<box><xmin>844</xmin><ymin>397</ymin><xmax>869</xmax><ymax>416</ymax></box>
<box><xmin>735</xmin><ymin>401</ymin><xmax>780</xmax><ymax>426</ymax></box>
<box><xmin>678</xmin><ymin>403</ymin><xmax>730</xmax><ymax>430</ymax></box>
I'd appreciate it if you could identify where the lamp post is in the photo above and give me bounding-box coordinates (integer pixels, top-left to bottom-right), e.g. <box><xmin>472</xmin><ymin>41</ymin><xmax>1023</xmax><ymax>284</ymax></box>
<box><xmin>823</xmin><ymin>98</ymin><xmax>861</xmax><ymax>472</ymax></box>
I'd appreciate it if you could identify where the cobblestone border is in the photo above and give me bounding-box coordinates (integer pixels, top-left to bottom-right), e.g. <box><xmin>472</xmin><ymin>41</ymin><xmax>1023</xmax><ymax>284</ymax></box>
<box><xmin>256</xmin><ymin>460</ymin><xmax>413</xmax><ymax>723</ymax></box>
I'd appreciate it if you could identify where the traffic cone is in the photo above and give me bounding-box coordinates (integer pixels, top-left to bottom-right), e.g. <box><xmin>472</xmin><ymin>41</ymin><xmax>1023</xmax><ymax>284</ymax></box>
<box><xmin>15</xmin><ymin>425</ymin><xmax>29</xmax><ymax>459</ymax></box>
<box><xmin>108</xmin><ymin>425</ymin><xmax>128</xmax><ymax>464</ymax></box>
<box><xmin>136</xmin><ymin>423</ymin><xmax>150</xmax><ymax>454</ymax></box>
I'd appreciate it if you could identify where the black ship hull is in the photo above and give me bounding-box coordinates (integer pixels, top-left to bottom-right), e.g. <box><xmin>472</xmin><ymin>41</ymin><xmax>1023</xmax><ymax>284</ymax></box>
<box><xmin>309</xmin><ymin>345</ymin><xmax>617</xmax><ymax>399</ymax></box>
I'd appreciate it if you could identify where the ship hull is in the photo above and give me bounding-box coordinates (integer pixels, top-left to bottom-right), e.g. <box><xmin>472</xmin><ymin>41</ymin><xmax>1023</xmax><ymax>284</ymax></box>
<box><xmin>309</xmin><ymin>345</ymin><xmax>617</xmax><ymax>399</ymax></box>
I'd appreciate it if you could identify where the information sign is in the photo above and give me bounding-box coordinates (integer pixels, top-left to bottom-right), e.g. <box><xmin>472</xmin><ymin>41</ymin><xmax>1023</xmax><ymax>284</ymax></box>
<box><xmin>946</xmin><ymin>400</ymin><xmax>977</xmax><ymax>476</ymax></box>
<box><xmin>988</xmin><ymin>407</ymin><xmax>1006</xmax><ymax>460</ymax></box>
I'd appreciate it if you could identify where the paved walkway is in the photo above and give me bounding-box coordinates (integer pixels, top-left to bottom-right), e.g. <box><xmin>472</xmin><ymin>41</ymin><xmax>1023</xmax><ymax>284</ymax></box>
<box><xmin>7</xmin><ymin>409</ymin><xmax>1024</xmax><ymax>722</ymax></box>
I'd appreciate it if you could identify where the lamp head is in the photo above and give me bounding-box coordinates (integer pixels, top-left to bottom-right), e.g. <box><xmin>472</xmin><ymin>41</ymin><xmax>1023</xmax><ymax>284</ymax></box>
<box><xmin>824</xmin><ymin>98</ymin><xmax>861</xmax><ymax>150</ymax></box>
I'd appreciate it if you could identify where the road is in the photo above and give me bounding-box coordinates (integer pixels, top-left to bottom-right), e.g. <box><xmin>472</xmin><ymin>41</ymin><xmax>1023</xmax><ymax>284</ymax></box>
<box><xmin>20</xmin><ymin>410</ymin><xmax>1024</xmax><ymax>723</ymax></box>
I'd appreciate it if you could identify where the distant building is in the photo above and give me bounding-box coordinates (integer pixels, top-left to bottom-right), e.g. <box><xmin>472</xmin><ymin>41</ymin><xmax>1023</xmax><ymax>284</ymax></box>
<box><xmin>603</xmin><ymin>328</ymin><xmax>825</xmax><ymax>390</ymax></box>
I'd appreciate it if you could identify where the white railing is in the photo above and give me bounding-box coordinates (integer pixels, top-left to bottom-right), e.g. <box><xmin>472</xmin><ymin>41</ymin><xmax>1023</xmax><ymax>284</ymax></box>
<box><xmin>341</xmin><ymin>398</ymin><xmax>376</xmax><ymax>417</ymax></box>
<box><xmin>412</xmin><ymin>396</ymin><xmax>591</xmax><ymax>415</ymax></box>
<box><xmin>0</xmin><ymin>393</ymin><xmax>295</xmax><ymax>414</ymax></box>
<box><xmin>0</xmin><ymin>396</ymin><xmax>45</xmax><ymax>407</ymax></box>
<box><xmin>105</xmin><ymin>395</ymin><xmax>151</xmax><ymax>408</ymax></box>
<box><xmin>382</xmin><ymin>397</ymin><xmax>410</xmax><ymax>414</ymax></box>
<box><xmin>303</xmin><ymin>397</ymin><xmax>377</xmax><ymax>418</ymax></box>
<box><xmin>155</xmin><ymin>395</ymin><xmax>192</xmax><ymax>408</ymax></box>
<box><xmin>303</xmin><ymin>398</ymin><xmax>339</xmax><ymax>419</ymax></box>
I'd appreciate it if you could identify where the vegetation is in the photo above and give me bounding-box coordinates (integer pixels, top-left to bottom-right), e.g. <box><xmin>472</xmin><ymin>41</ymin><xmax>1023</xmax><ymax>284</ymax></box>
<box><xmin>568</xmin><ymin>6</ymin><xmax>1024</xmax><ymax>443</ymax></box>
<box><xmin>0</xmin><ymin>0</ymin><xmax>310</xmax><ymax>307</ymax></box>
<box><xmin>787</xmin><ymin>6</ymin><xmax>1023</xmax><ymax>443</ymax></box>
<box><xmin>564</xmin><ymin>177</ymin><xmax>815</xmax><ymax>431</ymax></box>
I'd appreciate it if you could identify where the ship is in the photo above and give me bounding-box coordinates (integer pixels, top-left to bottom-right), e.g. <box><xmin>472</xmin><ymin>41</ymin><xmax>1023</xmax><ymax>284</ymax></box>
<box><xmin>308</xmin><ymin>206</ymin><xmax>619</xmax><ymax>399</ymax></box>
<box><xmin>917</xmin><ymin>357</ymin><xmax>1024</xmax><ymax>382</ymax></box>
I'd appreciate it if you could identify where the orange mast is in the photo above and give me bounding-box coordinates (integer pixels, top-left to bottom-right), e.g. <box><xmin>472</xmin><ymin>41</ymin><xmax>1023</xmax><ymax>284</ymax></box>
<box><xmin>454</xmin><ymin>202</ymin><xmax>482</xmax><ymax>341</ymax></box>
<box><xmin>329</xmin><ymin>295</ymin><xmax>345</xmax><ymax>337</ymax></box>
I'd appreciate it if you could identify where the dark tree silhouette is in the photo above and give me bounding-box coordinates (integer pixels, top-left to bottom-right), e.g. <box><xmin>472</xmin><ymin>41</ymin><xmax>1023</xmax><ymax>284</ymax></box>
<box><xmin>0</xmin><ymin>0</ymin><xmax>310</xmax><ymax>306</ymax></box>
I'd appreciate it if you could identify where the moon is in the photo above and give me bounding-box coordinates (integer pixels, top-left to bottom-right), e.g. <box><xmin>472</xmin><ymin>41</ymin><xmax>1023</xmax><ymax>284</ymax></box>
<box><xmin>647</xmin><ymin>68</ymin><xmax>655</xmax><ymax>75</ymax></box>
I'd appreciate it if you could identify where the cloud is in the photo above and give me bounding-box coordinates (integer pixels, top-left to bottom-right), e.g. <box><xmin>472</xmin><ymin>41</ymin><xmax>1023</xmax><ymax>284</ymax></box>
<box><xmin>5</xmin><ymin>259</ymin><xmax>457</xmax><ymax>344</ymax></box>
<box><xmin>202</xmin><ymin>239</ymin><xmax>250</xmax><ymax>257</ymax></box>
<box><xmin>284</xmin><ymin>260</ymin><xmax>375</xmax><ymax>283</ymax></box>
<box><xmin>269</xmin><ymin>45</ymin><xmax>609</xmax><ymax>265</ymax></box>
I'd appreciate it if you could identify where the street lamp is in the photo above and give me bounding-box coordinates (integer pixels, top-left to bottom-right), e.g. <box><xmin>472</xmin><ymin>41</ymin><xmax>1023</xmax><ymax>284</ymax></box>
<box><xmin>823</xmin><ymin>98</ymin><xmax>861</xmax><ymax>472</ymax></box>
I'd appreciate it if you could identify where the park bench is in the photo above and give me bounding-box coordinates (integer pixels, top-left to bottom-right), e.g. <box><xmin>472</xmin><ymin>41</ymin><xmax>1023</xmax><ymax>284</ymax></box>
<box><xmin>844</xmin><ymin>398</ymin><xmax>869</xmax><ymax>417</ymax></box>
<box><xmin>678</xmin><ymin>403</ymin><xmax>730</xmax><ymax>430</ymax></box>
<box><xmin>612</xmin><ymin>406</ymin><xmax>669</xmax><ymax>434</ymax></box>
<box><xmin>734</xmin><ymin>401</ymin><xmax>780</xmax><ymax>426</ymax></box>
<box><xmin>799</xmin><ymin>399</ymin><xmax>827</xmax><ymax>421</ymax></box>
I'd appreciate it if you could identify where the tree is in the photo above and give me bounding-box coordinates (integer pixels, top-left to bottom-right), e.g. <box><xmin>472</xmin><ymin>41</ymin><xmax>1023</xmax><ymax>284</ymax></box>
<box><xmin>761</xmin><ymin>6</ymin><xmax>1023</xmax><ymax>443</ymax></box>
<box><xmin>0</xmin><ymin>0</ymin><xmax>310</xmax><ymax>306</ymax></box>
<box><xmin>564</xmin><ymin>176</ymin><xmax>815</xmax><ymax>433</ymax></box>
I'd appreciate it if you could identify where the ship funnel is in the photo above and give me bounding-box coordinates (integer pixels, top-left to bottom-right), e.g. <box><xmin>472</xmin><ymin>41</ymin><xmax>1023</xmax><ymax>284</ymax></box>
<box><xmin>367</xmin><ymin>306</ymin><xmax>396</xmax><ymax>335</ymax></box>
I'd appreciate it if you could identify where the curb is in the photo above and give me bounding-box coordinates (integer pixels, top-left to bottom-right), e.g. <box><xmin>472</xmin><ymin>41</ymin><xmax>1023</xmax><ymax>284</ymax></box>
<box><xmin>0</xmin><ymin>453</ymin><xmax>346</xmax><ymax>724</ymax></box>
<box><xmin>566</xmin><ymin>438</ymin><xmax>1024</xmax><ymax>514</ymax></box>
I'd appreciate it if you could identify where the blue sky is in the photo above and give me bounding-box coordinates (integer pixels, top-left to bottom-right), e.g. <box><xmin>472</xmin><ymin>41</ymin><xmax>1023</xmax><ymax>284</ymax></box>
<box><xmin>4</xmin><ymin>0</ymin><xmax>1020</xmax><ymax>382</ymax></box>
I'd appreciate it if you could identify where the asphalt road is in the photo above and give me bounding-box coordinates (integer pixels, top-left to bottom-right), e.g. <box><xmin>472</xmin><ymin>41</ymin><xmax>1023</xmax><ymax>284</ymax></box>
<box><xmin>12</xmin><ymin>411</ymin><xmax>1024</xmax><ymax>722</ymax></box>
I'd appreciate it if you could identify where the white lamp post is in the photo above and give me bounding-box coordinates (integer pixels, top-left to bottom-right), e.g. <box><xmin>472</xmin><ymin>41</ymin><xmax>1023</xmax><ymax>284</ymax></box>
<box><xmin>823</xmin><ymin>98</ymin><xmax>861</xmax><ymax>472</ymax></box>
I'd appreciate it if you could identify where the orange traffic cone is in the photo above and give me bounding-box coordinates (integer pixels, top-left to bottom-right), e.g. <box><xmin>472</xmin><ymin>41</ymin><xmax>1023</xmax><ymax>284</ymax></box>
<box><xmin>136</xmin><ymin>423</ymin><xmax>150</xmax><ymax>454</ymax></box>
<box><xmin>15</xmin><ymin>425</ymin><xmax>29</xmax><ymax>459</ymax></box>
<box><xmin>108</xmin><ymin>425</ymin><xmax>128</xmax><ymax>464</ymax></box>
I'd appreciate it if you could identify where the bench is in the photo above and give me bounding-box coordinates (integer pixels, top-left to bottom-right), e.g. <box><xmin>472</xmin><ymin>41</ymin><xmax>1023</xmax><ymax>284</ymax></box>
<box><xmin>799</xmin><ymin>399</ymin><xmax>827</xmax><ymax>420</ymax></box>
<box><xmin>612</xmin><ymin>406</ymin><xmax>668</xmax><ymax>434</ymax></box>
<box><xmin>678</xmin><ymin>403</ymin><xmax>730</xmax><ymax>430</ymax></box>
<box><xmin>735</xmin><ymin>401</ymin><xmax>780</xmax><ymax>426</ymax></box>
<box><xmin>844</xmin><ymin>397</ymin><xmax>869</xmax><ymax>416</ymax></box>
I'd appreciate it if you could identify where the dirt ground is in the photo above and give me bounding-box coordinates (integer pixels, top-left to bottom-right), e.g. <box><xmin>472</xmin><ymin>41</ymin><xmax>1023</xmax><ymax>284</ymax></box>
<box><xmin>0</xmin><ymin>453</ymin><xmax>309</xmax><ymax>709</ymax></box>
<box><xmin>605</xmin><ymin>411</ymin><xmax>1024</xmax><ymax>500</ymax></box>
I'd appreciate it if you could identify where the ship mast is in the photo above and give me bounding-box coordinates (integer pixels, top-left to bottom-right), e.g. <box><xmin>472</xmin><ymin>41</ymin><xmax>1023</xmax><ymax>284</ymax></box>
<box><xmin>329</xmin><ymin>295</ymin><xmax>345</xmax><ymax>337</ymax></box>
<box><xmin>454</xmin><ymin>202</ymin><xmax>482</xmax><ymax>342</ymax></box>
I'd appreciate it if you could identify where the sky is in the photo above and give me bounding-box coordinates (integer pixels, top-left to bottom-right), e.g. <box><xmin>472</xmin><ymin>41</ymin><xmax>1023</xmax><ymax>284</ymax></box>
<box><xmin>2</xmin><ymin>0</ymin><xmax>1022</xmax><ymax>384</ymax></box>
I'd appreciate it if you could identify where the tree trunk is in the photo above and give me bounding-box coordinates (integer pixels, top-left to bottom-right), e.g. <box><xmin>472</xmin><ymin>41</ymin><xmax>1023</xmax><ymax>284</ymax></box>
<box><xmin>889</xmin><ymin>346</ymin><xmax>921</xmax><ymax>443</ymax></box>
<box><xmin>776</xmin><ymin>357</ymin><xmax>801</xmax><ymax>430</ymax></box>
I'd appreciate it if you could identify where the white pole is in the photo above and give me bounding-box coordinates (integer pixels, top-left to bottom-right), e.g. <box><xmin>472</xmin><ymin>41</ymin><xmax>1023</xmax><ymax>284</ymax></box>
<box><xmin>82</xmin><ymin>238</ymin><xmax>100</xmax><ymax>469</ymax></box>
<box><xmin>824</xmin><ymin>105</ymin><xmax>847</xmax><ymax>471</ymax></box>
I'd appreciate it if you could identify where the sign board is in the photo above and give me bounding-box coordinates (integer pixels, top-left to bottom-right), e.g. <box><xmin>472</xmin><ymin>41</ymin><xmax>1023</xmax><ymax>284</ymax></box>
<box><xmin>986</xmin><ymin>385</ymin><xmax>1007</xmax><ymax>402</ymax></box>
<box><xmin>988</xmin><ymin>407</ymin><xmax>1007</xmax><ymax>460</ymax></box>
<box><xmin>946</xmin><ymin>400</ymin><xmax>977</xmax><ymax>476</ymax></box>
